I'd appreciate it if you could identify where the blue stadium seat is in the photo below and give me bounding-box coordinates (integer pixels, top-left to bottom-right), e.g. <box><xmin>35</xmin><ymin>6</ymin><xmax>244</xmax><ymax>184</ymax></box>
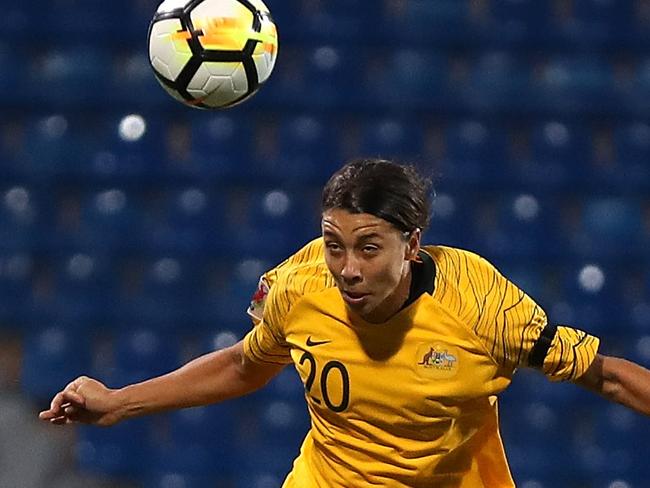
<box><xmin>608</xmin><ymin>122</ymin><xmax>650</xmax><ymax>190</ymax></box>
<box><xmin>189</xmin><ymin>113</ymin><xmax>253</xmax><ymax>182</ymax></box>
<box><xmin>589</xmin><ymin>479</ymin><xmax>642</xmax><ymax>488</ymax></box>
<box><xmin>232</xmin><ymin>382</ymin><xmax>309</xmax><ymax>484</ymax></box>
<box><xmin>502</xmin><ymin>399</ymin><xmax>578</xmax><ymax>482</ymax></box>
<box><xmin>441</xmin><ymin>120</ymin><xmax>508</xmax><ymax>188</ymax></box>
<box><xmin>194</xmin><ymin>263</ymin><xmax>260</xmax><ymax>331</ymax></box>
<box><xmin>143</xmin><ymin>472</ymin><xmax>224</xmax><ymax>488</ymax></box>
<box><xmin>625</xmin><ymin>333</ymin><xmax>650</xmax><ymax>367</ymax></box>
<box><xmin>48</xmin><ymin>252</ymin><xmax>118</xmax><ymax>325</ymax></box>
<box><xmin>567</xmin><ymin>0</ymin><xmax>634</xmax><ymax>43</ymax></box>
<box><xmin>264</xmin><ymin>0</ymin><xmax>301</xmax><ymax>31</ymax></box>
<box><xmin>500</xmin><ymin>402</ymin><xmax>571</xmax><ymax>480</ymax></box>
<box><xmin>365</xmin><ymin>49</ymin><xmax>449</xmax><ymax>109</ymax></box>
<box><xmin>198</xmin><ymin>329</ymin><xmax>243</xmax><ymax>357</ymax></box>
<box><xmin>255</xmin><ymin>45</ymin><xmax>305</xmax><ymax>108</ymax></box>
<box><xmin>0</xmin><ymin>252</ymin><xmax>33</xmax><ymax>326</ymax></box>
<box><xmin>463</xmin><ymin>52</ymin><xmax>531</xmax><ymax>111</ymax></box>
<box><xmin>229</xmin><ymin>189</ymin><xmax>318</xmax><ymax>260</ymax></box>
<box><xmin>555</xmin><ymin>263</ymin><xmax>621</xmax><ymax>336</ymax></box>
<box><xmin>488</xmin><ymin>0</ymin><xmax>554</xmax><ymax>43</ymax></box>
<box><xmin>38</xmin><ymin>0</ymin><xmax>122</xmax><ymax>42</ymax></box>
<box><xmin>0</xmin><ymin>186</ymin><xmax>50</xmax><ymax>252</ymax></box>
<box><xmin>256</xmin><ymin>115</ymin><xmax>341</xmax><ymax>185</ymax></box>
<box><xmin>115</xmin><ymin>256</ymin><xmax>200</xmax><ymax>328</ymax></box>
<box><xmin>579</xmin><ymin>197</ymin><xmax>643</xmax><ymax>259</ymax></box>
<box><xmin>301</xmin><ymin>46</ymin><xmax>361</xmax><ymax>108</ymax></box>
<box><xmin>232</xmin><ymin>419</ymin><xmax>304</xmax><ymax>488</ymax></box>
<box><xmin>20</xmin><ymin>114</ymin><xmax>93</xmax><ymax>180</ymax></box>
<box><xmin>526</xmin><ymin>121</ymin><xmax>591</xmax><ymax>188</ymax></box>
<box><xmin>501</xmin><ymin>365</ymin><xmax>590</xmax><ymax>410</ymax></box>
<box><xmin>583</xmin><ymin>196</ymin><xmax>643</xmax><ymax>250</ymax></box>
<box><xmin>0</xmin><ymin>7</ymin><xmax>30</xmax><ymax>43</ymax></box>
<box><xmin>168</xmin><ymin>403</ymin><xmax>237</xmax><ymax>447</ymax></box>
<box><xmin>141</xmin><ymin>188</ymin><xmax>228</xmax><ymax>256</ymax></box>
<box><xmin>576</xmin><ymin>441</ymin><xmax>640</xmax><ymax>480</ymax></box>
<box><xmin>87</xmin><ymin>113</ymin><xmax>166</xmax><ymax>183</ymax></box>
<box><xmin>76</xmin><ymin>418</ymin><xmax>154</xmax><ymax>478</ymax></box>
<box><xmin>123</xmin><ymin>0</ymin><xmax>158</xmax><ymax>43</ymax></box>
<box><xmin>73</xmin><ymin>189</ymin><xmax>144</xmax><ymax>252</ymax></box>
<box><xmin>21</xmin><ymin>325</ymin><xmax>92</xmax><ymax>402</ymax></box>
<box><xmin>490</xmin><ymin>193</ymin><xmax>560</xmax><ymax>260</ymax></box>
<box><xmin>592</xmin><ymin>403</ymin><xmax>650</xmax><ymax>451</ymax></box>
<box><xmin>234</xmin><ymin>469</ymin><xmax>290</xmax><ymax>488</ymax></box>
<box><xmin>425</xmin><ymin>192</ymin><xmax>479</xmax><ymax>250</ymax></box>
<box><xmin>27</xmin><ymin>47</ymin><xmax>110</xmax><ymax>108</ymax></box>
<box><xmin>531</xmin><ymin>56</ymin><xmax>614</xmax><ymax>112</ymax></box>
<box><xmin>359</xmin><ymin>118</ymin><xmax>424</xmax><ymax>161</ymax></box>
<box><xmin>146</xmin><ymin>405</ymin><xmax>238</xmax><ymax>482</ymax></box>
<box><xmin>0</xmin><ymin>43</ymin><xmax>24</xmax><ymax>103</ymax></box>
<box><xmin>109</xmin><ymin>52</ymin><xmax>169</xmax><ymax>109</ymax></box>
<box><xmin>386</xmin><ymin>0</ymin><xmax>473</xmax><ymax>43</ymax></box>
<box><xmin>296</xmin><ymin>0</ymin><xmax>382</xmax><ymax>41</ymax></box>
<box><xmin>623</xmin><ymin>58</ymin><xmax>650</xmax><ymax>115</ymax></box>
<box><xmin>111</xmin><ymin>328</ymin><xmax>181</xmax><ymax>384</ymax></box>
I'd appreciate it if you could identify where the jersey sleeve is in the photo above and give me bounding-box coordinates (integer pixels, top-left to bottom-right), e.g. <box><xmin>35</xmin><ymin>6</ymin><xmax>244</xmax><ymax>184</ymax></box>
<box><xmin>443</xmin><ymin>249</ymin><xmax>600</xmax><ymax>382</ymax></box>
<box><xmin>243</xmin><ymin>238</ymin><xmax>326</xmax><ymax>365</ymax></box>
<box><xmin>243</xmin><ymin>280</ymin><xmax>293</xmax><ymax>365</ymax></box>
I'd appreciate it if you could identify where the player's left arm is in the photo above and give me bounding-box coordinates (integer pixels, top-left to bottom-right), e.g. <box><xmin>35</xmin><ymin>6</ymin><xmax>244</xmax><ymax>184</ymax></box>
<box><xmin>575</xmin><ymin>353</ymin><xmax>650</xmax><ymax>416</ymax></box>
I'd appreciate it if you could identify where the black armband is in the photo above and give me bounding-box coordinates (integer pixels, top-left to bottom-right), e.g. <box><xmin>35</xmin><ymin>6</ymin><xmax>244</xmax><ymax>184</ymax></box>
<box><xmin>528</xmin><ymin>323</ymin><xmax>558</xmax><ymax>368</ymax></box>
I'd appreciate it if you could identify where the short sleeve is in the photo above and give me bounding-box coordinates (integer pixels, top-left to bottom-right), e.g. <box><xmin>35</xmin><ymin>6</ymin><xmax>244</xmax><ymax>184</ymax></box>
<box><xmin>446</xmin><ymin>249</ymin><xmax>600</xmax><ymax>380</ymax></box>
<box><xmin>542</xmin><ymin>325</ymin><xmax>600</xmax><ymax>382</ymax></box>
<box><xmin>453</xmin><ymin>250</ymin><xmax>549</xmax><ymax>373</ymax></box>
<box><xmin>242</xmin><ymin>276</ymin><xmax>293</xmax><ymax>365</ymax></box>
<box><xmin>243</xmin><ymin>321</ymin><xmax>292</xmax><ymax>365</ymax></box>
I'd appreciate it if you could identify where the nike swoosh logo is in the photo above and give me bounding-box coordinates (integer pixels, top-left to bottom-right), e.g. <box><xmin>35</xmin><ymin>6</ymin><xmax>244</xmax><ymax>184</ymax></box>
<box><xmin>306</xmin><ymin>336</ymin><xmax>331</xmax><ymax>347</ymax></box>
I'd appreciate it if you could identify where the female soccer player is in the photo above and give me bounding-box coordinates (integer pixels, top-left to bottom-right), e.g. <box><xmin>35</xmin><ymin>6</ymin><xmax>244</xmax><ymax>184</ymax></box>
<box><xmin>40</xmin><ymin>159</ymin><xmax>650</xmax><ymax>487</ymax></box>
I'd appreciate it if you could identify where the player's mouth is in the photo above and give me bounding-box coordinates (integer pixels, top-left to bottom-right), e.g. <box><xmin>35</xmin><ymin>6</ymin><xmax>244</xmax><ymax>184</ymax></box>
<box><xmin>341</xmin><ymin>290</ymin><xmax>370</xmax><ymax>306</ymax></box>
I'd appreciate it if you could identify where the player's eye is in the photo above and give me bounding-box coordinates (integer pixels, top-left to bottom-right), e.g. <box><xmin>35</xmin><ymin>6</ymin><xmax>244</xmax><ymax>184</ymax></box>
<box><xmin>362</xmin><ymin>245</ymin><xmax>379</xmax><ymax>254</ymax></box>
<box><xmin>325</xmin><ymin>242</ymin><xmax>343</xmax><ymax>253</ymax></box>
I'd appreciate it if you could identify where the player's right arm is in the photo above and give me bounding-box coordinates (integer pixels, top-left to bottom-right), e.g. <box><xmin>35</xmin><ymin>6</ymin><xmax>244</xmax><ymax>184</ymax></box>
<box><xmin>38</xmin><ymin>340</ymin><xmax>284</xmax><ymax>427</ymax></box>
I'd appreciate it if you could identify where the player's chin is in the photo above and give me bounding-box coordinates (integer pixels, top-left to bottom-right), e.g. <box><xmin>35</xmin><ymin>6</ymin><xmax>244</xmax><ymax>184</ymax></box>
<box><xmin>342</xmin><ymin>295</ymin><xmax>377</xmax><ymax>319</ymax></box>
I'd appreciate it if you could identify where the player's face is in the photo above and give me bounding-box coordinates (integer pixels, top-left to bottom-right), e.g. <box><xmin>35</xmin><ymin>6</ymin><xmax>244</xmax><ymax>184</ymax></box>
<box><xmin>322</xmin><ymin>208</ymin><xmax>420</xmax><ymax>323</ymax></box>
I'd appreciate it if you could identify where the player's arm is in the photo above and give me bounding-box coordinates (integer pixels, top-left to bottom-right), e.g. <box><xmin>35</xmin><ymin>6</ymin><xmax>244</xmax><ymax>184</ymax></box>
<box><xmin>39</xmin><ymin>340</ymin><xmax>284</xmax><ymax>426</ymax></box>
<box><xmin>575</xmin><ymin>353</ymin><xmax>650</xmax><ymax>416</ymax></box>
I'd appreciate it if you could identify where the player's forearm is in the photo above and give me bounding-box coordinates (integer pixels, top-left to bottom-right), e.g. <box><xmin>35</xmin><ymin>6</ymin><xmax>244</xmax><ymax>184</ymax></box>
<box><xmin>113</xmin><ymin>342</ymin><xmax>263</xmax><ymax>421</ymax></box>
<box><xmin>580</xmin><ymin>354</ymin><xmax>650</xmax><ymax>416</ymax></box>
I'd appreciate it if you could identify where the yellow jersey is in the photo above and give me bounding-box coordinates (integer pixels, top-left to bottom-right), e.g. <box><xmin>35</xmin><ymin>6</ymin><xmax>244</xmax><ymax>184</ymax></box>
<box><xmin>243</xmin><ymin>238</ymin><xmax>600</xmax><ymax>488</ymax></box>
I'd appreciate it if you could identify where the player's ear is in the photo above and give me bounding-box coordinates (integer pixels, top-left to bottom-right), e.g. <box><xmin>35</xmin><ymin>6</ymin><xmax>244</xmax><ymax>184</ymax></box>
<box><xmin>405</xmin><ymin>228</ymin><xmax>421</xmax><ymax>260</ymax></box>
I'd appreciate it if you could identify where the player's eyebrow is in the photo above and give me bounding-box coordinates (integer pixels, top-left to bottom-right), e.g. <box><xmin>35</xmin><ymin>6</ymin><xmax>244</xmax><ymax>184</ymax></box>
<box><xmin>322</xmin><ymin>230</ymin><xmax>339</xmax><ymax>238</ymax></box>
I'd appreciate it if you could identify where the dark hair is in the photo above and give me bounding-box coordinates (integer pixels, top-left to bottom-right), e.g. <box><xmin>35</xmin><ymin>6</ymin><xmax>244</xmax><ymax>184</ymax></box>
<box><xmin>321</xmin><ymin>158</ymin><xmax>432</xmax><ymax>234</ymax></box>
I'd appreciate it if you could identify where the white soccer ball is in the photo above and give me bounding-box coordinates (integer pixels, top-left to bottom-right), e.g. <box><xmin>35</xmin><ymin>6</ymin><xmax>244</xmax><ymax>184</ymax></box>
<box><xmin>148</xmin><ymin>0</ymin><xmax>279</xmax><ymax>109</ymax></box>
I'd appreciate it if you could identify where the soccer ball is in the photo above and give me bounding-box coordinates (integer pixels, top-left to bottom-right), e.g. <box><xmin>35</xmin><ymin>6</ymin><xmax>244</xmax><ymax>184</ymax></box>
<box><xmin>148</xmin><ymin>0</ymin><xmax>278</xmax><ymax>109</ymax></box>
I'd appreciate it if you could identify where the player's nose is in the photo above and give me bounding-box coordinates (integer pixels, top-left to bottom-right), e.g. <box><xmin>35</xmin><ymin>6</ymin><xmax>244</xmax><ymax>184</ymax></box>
<box><xmin>340</xmin><ymin>254</ymin><xmax>362</xmax><ymax>283</ymax></box>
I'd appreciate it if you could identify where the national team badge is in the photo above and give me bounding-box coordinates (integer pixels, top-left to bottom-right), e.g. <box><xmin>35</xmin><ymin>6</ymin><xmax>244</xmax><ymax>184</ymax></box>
<box><xmin>416</xmin><ymin>343</ymin><xmax>460</xmax><ymax>379</ymax></box>
<box><xmin>247</xmin><ymin>276</ymin><xmax>270</xmax><ymax>321</ymax></box>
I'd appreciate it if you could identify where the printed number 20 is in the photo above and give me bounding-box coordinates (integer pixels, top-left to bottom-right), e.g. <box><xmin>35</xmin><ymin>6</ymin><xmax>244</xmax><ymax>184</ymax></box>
<box><xmin>299</xmin><ymin>351</ymin><xmax>350</xmax><ymax>413</ymax></box>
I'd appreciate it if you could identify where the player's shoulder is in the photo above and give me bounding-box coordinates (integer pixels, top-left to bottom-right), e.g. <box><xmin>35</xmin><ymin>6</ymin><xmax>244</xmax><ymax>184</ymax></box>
<box><xmin>269</xmin><ymin>237</ymin><xmax>327</xmax><ymax>281</ymax></box>
<box><xmin>248</xmin><ymin>238</ymin><xmax>334</xmax><ymax>321</ymax></box>
<box><xmin>423</xmin><ymin>244</ymin><xmax>492</xmax><ymax>273</ymax></box>
<box><xmin>422</xmin><ymin>244</ymin><xmax>503</xmax><ymax>298</ymax></box>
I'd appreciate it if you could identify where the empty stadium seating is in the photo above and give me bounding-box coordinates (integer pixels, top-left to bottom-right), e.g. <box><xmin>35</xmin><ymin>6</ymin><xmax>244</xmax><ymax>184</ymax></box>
<box><xmin>3</xmin><ymin>1</ymin><xmax>650</xmax><ymax>487</ymax></box>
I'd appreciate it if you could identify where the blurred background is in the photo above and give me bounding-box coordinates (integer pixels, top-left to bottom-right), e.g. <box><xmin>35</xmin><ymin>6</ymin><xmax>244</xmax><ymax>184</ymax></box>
<box><xmin>1</xmin><ymin>0</ymin><xmax>650</xmax><ymax>487</ymax></box>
